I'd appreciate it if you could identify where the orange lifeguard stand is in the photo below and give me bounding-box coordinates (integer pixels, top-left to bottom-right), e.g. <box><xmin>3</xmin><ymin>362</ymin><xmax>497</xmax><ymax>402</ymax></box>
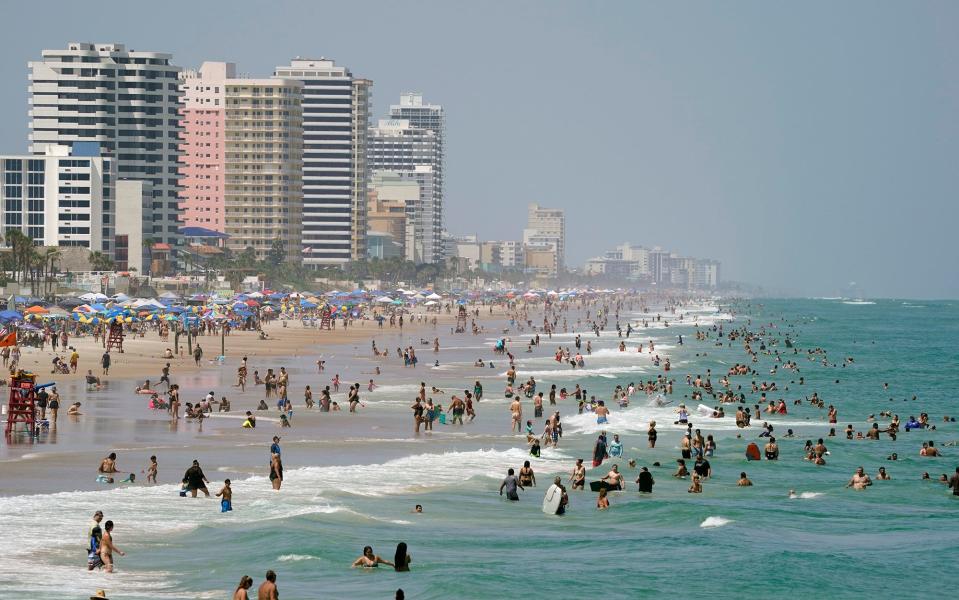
<box><xmin>5</xmin><ymin>371</ymin><xmax>37</xmax><ymax>437</ymax></box>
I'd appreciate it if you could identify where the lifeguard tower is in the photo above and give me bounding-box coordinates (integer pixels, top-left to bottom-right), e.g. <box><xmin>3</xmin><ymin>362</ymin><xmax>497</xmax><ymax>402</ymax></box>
<box><xmin>5</xmin><ymin>371</ymin><xmax>40</xmax><ymax>437</ymax></box>
<box><xmin>106</xmin><ymin>320</ymin><xmax>125</xmax><ymax>353</ymax></box>
<box><xmin>319</xmin><ymin>307</ymin><xmax>333</xmax><ymax>331</ymax></box>
<box><xmin>455</xmin><ymin>305</ymin><xmax>468</xmax><ymax>333</ymax></box>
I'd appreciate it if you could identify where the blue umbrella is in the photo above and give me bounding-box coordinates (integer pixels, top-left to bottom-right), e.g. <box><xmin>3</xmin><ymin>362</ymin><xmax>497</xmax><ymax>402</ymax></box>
<box><xmin>0</xmin><ymin>309</ymin><xmax>22</xmax><ymax>321</ymax></box>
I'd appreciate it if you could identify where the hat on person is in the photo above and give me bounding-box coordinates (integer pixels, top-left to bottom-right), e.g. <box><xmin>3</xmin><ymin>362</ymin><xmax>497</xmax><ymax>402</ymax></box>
<box><xmin>90</xmin><ymin>590</ymin><xmax>109</xmax><ymax>600</ymax></box>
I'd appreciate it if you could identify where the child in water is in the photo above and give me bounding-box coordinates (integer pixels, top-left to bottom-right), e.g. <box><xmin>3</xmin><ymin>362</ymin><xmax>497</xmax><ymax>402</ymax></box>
<box><xmin>216</xmin><ymin>479</ymin><xmax>233</xmax><ymax>512</ymax></box>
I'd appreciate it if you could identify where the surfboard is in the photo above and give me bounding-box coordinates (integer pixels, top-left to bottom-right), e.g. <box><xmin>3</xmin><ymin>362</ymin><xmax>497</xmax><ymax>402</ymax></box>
<box><xmin>542</xmin><ymin>484</ymin><xmax>563</xmax><ymax>514</ymax></box>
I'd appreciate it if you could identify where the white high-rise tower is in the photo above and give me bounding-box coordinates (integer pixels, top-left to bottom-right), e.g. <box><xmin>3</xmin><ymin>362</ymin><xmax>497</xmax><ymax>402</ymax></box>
<box><xmin>28</xmin><ymin>42</ymin><xmax>183</xmax><ymax>251</ymax></box>
<box><xmin>273</xmin><ymin>58</ymin><xmax>372</xmax><ymax>266</ymax></box>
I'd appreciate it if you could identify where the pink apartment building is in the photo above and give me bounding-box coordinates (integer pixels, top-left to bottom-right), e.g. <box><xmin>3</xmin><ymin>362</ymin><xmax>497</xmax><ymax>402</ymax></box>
<box><xmin>178</xmin><ymin>62</ymin><xmax>303</xmax><ymax>262</ymax></box>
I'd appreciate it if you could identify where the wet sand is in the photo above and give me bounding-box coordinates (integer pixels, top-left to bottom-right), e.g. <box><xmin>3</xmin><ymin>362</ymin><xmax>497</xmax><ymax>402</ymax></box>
<box><xmin>0</xmin><ymin>310</ymin><xmax>467</xmax><ymax>495</ymax></box>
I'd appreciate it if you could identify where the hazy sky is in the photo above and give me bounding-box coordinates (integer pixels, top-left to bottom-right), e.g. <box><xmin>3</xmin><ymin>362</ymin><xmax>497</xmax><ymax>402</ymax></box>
<box><xmin>1</xmin><ymin>1</ymin><xmax>956</xmax><ymax>298</ymax></box>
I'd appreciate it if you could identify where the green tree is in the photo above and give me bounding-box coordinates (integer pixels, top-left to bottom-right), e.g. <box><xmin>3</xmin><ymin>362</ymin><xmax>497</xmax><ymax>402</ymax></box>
<box><xmin>88</xmin><ymin>250</ymin><xmax>115</xmax><ymax>272</ymax></box>
<box><xmin>266</xmin><ymin>240</ymin><xmax>286</xmax><ymax>266</ymax></box>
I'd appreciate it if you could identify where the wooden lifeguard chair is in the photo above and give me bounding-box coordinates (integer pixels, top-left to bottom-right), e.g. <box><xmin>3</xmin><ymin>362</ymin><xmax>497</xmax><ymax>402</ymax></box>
<box><xmin>5</xmin><ymin>371</ymin><xmax>38</xmax><ymax>437</ymax></box>
<box><xmin>455</xmin><ymin>305</ymin><xmax>468</xmax><ymax>333</ymax></box>
<box><xmin>319</xmin><ymin>307</ymin><xmax>332</xmax><ymax>331</ymax></box>
<box><xmin>106</xmin><ymin>320</ymin><xmax>125</xmax><ymax>353</ymax></box>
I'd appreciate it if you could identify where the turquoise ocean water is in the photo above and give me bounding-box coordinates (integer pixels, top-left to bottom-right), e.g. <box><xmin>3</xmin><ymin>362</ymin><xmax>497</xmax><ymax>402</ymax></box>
<box><xmin>1</xmin><ymin>298</ymin><xmax>957</xmax><ymax>598</ymax></box>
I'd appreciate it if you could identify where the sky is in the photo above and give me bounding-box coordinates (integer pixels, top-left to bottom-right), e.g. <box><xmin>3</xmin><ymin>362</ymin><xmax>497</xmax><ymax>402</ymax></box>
<box><xmin>1</xmin><ymin>1</ymin><xmax>956</xmax><ymax>298</ymax></box>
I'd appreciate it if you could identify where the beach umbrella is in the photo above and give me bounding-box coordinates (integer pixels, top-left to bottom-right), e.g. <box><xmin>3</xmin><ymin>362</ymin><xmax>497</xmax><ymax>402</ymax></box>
<box><xmin>25</xmin><ymin>305</ymin><xmax>49</xmax><ymax>315</ymax></box>
<box><xmin>424</xmin><ymin>300</ymin><xmax>438</xmax><ymax>306</ymax></box>
<box><xmin>375</xmin><ymin>296</ymin><xmax>394</xmax><ymax>304</ymax></box>
<box><xmin>0</xmin><ymin>309</ymin><xmax>22</xmax><ymax>321</ymax></box>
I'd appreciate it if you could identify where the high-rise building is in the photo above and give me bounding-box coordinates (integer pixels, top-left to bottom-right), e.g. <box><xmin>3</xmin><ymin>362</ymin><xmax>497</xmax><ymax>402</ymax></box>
<box><xmin>28</xmin><ymin>42</ymin><xmax>183</xmax><ymax>251</ymax></box>
<box><xmin>273</xmin><ymin>59</ymin><xmax>371</xmax><ymax>267</ymax></box>
<box><xmin>351</xmin><ymin>79</ymin><xmax>372</xmax><ymax>261</ymax></box>
<box><xmin>1</xmin><ymin>144</ymin><xmax>111</xmax><ymax>251</ymax></box>
<box><xmin>179</xmin><ymin>62</ymin><xmax>303</xmax><ymax>263</ymax></box>
<box><xmin>523</xmin><ymin>203</ymin><xmax>565</xmax><ymax>275</ymax></box>
<box><xmin>115</xmin><ymin>179</ymin><xmax>153</xmax><ymax>272</ymax></box>
<box><xmin>369</xmin><ymin>116</ymin><xmax>443</xmax><ymax>263</ymax></box>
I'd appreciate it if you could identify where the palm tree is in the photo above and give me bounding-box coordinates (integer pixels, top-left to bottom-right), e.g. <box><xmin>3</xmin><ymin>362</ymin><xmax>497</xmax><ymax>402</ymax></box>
<box><xmin>88</xmin><ymin>250</ymin><xmax>115</xmax><ymax>272</ymax></box>
<box><xmin>4</xmin><ymin>229</ymin><xmax>32</xmax><ymax>285</ymax></box>
<box><xmin>42</xmin><ymin>247</ymin><xmax>61</xmax><ymax>298</ymax></box>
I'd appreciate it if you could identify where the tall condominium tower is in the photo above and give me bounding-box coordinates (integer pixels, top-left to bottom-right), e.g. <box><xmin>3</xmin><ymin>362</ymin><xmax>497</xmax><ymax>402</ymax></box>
<box><xmin>369</xmin><ymin>93</ymin><xmax>444</xmax><ymax>264</ymax></box>
<box><xmin>273</xmin><ymin>59</ymin><xmax>371</xmax><ymax>267</ymax></box>
<box><xmin>384</xmin><ymin>93</ymin><xmax>445</xmax><ymax>256</ymax></box>
<box><xmin>179</xmin><ymin>62</ymin><xmax>303</xmax><ymax>263</ymax></box>
<box><xmin>524</xmin><ymin>203</ymin><xmax>566</xmax><ymax>276</ymax></box>
<box><xmin>28</xmin><ymin>42</ymin><xmax>183</xmax><ymax>251</ymax></box>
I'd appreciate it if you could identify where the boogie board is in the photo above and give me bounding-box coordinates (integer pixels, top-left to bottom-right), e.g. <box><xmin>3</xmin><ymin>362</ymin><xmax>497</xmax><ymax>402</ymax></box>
<box><xmin>745</xmin><ymin>443</ymin><xmax>761</xmax><ymax>461</ymax></box>
<box><xmin>542</xmin><ymin>484</ymin><xmax>563</xmax><ymax>514</ymax></box>
<box><xmin>589</xmin><ymin>480</ymin><xmax>622</xmax><ymax>492</ymax></box>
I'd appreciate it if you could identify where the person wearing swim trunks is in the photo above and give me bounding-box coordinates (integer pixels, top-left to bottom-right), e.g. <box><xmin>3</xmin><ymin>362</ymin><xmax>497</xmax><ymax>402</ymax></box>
<box><xmin>216</xmin><ymin>479</ymin><xmax>233</xmax><ymax>512</ymax></box>
<box><xmin>87</xmin><ymin>511</ymin><xmax>104</xmax><ymax>571</ymax></box>
<box><xmin>601</xmin><ymin>464</ymin><xmax>625</xmax><ymax>490</ymax></box>
<box><xmin>595</xmin><ymin>401</ymin><xmax>609</xmax><ymax>424</ymax></box>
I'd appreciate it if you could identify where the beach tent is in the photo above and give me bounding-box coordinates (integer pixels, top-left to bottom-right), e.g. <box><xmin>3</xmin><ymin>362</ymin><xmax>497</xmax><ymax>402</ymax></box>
<box><xmin>375</xmin><ymin>296</ymin><xmax>394</xmax><ymax>304</ymax></box>
<box><xmin>24</xmin><ymin>305</ymin><xmax>49</xmax><ymax>315</ymax></box>
<box><xmin>424</xmin><ymin>300</ymin><xmax>438</xmax><ymax>306</ymax></box>
<box><xmin>426</xmin><ymin>292</ymin><xmax>442</xmax><ymax>300</ymax></box>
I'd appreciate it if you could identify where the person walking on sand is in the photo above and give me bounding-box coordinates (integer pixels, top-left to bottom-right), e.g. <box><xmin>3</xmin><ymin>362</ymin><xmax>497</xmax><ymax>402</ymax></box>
<box><xmin>193</xmin><ymin>344</ymin><xmax>203</xmax><ymax>367</ymax></box>
<box><xmin>100</xmin><ymin>351</ymin><xmax>111</xmax><ymax>376</ymax></box>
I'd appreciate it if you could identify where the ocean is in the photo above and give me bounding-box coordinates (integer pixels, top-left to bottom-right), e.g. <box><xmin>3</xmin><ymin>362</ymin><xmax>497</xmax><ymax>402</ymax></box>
<box><xmin>1</xmin><ymin>298</ymin><xmax>957</xmax><ymax>599</ymax></box>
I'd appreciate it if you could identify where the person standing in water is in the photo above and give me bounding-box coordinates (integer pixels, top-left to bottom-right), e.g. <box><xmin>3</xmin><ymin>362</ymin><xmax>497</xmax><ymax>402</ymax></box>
<box><xmin>570</xmin><ymin>458</ymin><xmax>586</xmax><ymax>490</ymax></box>
<box><xmin>499</xmin><ymin>467</ymin><xmax>524</xmax><ymax>500</ymax></box>
<box><xmin>216</xmin><ymin>479</ymin><xmax>233</xmax><ymax>512</ymax></box>
<box><xmin>98</xmin><ymin>520</ymin><xmax>125</xmax><ymax>573</ymax></box>
<box><xmin>257</xmin><ymin>570</ymin><xmax>278</xmax><ymax>600</ymax></box>
<box><xmin>270</xmin><ymin>451</ymin><xmax>283</xmax><ymax>491</ymax></box>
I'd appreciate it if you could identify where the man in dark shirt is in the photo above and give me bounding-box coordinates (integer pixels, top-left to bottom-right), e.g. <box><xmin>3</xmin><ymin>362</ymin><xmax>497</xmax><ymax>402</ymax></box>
<box><xmin>693</xmin><ymin>456</ymin><xmax>712</xmax><ymax>479</ymax></box>
<box><xmin>183</xmin><ymin>460</ymin><xmax>210</xmax><ymax>497</ymax></box>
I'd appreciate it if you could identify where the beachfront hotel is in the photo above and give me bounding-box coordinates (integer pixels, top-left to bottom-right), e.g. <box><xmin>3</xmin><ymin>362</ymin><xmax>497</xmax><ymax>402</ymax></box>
<box><xmin>28</xmin><ymin>43</ymin><xmax>183</xmax><ymax>252</ymax></box>
<box><xmin>370</xmin><ymin>93</ymin><xmax>445</xmax><ymax>264</ymax></box>
<box><xmin>0</xmin><ymin>144</ymin><xmax>110</xmax><ymax>251</ymax></box>
<box><xmin>272</xmin><ymin>59</ymin><xmax>371</xmax><ymax>267</ymax></box>
<box><xmin>523</xmin><ymin>203</ymin><xmax>566</xmax><ymax>276</ymax></box>
<box><xmin>179</xmin><ymin>62</ymin><xmax>303</xmax><ymax>263</ymax></box>
<box><xmin>369</xmin><ymin>117</ymin><xmax>443</xmax><ymax>264</ymax></box>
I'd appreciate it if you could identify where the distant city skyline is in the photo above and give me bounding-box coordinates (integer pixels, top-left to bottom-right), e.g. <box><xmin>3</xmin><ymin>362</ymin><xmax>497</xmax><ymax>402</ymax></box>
<box><xmin>0</xmin><ymin>1</ymin><xmax>956</xmax><ymax>297</ymax></box>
